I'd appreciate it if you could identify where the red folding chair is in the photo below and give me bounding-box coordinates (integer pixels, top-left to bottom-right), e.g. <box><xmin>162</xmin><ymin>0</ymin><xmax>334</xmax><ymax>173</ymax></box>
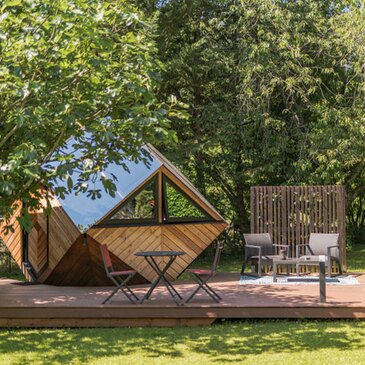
<box><xmin>100</xmin><ymin>244</ymin><xmax>139</xmax><ymax>304</ymax></box>
<box><xmin>185</xmin><ymin>242</ymin><xmax>224</xmax><ymax>303</ymax></box>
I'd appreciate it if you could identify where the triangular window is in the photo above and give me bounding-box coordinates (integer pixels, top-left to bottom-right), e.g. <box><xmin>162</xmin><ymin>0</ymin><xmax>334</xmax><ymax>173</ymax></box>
<box><xmin>163</xmin><ymin>177</ymin><xmax>212</xmax><ymax>223</ymax></box>
<box><xmin>100</xmin><ymin>176</ymin><xmax>157</xmax><ymax>225</ymax></box>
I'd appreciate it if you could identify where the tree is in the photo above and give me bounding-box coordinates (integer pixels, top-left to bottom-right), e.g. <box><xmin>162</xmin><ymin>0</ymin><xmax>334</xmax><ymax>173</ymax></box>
<box><xmin>0</xmin><ymin>0</ymin><xmax>179</xmax><ymax>231</ymax></box>
<box><xmin>301</xmin><ymin>4</ymin><xmax>365</xmax><ymax>244</ymax></box>
<box><xmin>156</xmin><ymin>0</ymin><xmax>365</xmax><ymax>245</ymax></box>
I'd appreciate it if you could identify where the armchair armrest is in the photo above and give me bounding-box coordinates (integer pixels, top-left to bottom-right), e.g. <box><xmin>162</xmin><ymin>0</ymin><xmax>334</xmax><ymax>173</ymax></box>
<box><xmin>244</xmin><ymin>244</ymin><xmax>262</xmax><ymax>258</ymax></box>
<box><xmin>272</xmin><ymin>244</ymin><xmax>291</xmax><ymax>257</ymax></box>
<box><xmin>296</xmin><ymin>244</ymin><xmax>309</xmax><ymax>258</ymax></box>
<box><xmin>327</xmin><ymin>244</ymin><xmax>340</xmax><ymax>258</ymax></box>
<box><xmin>272</xmin><ymin>244</ymin><xmax>290</xmax><ymax>248</ymax></box>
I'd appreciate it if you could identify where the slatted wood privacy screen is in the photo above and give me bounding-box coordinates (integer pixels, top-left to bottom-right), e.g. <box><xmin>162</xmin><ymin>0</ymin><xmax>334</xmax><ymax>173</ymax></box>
<box><xmin>250</xmin><ymin>185</ymin><xmax>346</xmax><ymax>269</ymax></box>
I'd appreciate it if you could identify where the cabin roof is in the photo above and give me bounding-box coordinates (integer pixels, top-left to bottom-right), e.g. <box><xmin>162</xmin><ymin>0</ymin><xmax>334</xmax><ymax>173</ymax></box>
<box><xmin>49</xmin><ymin>137</ymin><xmax>224</xmax><ymax>233</ymax></box>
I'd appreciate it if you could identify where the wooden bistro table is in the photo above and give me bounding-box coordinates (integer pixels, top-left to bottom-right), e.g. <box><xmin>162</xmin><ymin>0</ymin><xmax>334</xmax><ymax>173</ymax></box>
<box><xmin>135</xmin><ymin>251</ymin><xmax>186</xmax><ymax>305</ymax></box>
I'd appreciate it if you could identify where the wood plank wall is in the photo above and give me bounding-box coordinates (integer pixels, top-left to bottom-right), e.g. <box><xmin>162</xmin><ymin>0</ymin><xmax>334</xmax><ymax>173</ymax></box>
<box><xmin>0</xmin><ymin>204</ymin><xmax>22</xmax><ymax>267</ymax></box>
<box><xmin>44</xmin><ymin>235</ymin><xmax>146</xmax><ymax>286</ymax></box>
<box><xmin>31</xmin><ymin>196</ymin><xmax>80</xmax><ymax>283</ymax></box>
<box><xmin>28</xmin><ymin>214</ymin><xmax>48</xmax><ymax>273</ymax></box>
<box><xmin>88</xmin><ymin>222</ymin><xmax>227</xmax><ymax>282</ymax></box>
<box><xmin>88</xmin><ymin>225</ymin><xmax>163</xmax><ymax>282</ymax></box>
<box><xmin>250</xmin><ymin>186</ymin><xmax>346</xmax><ymax>269</ymax></box>
<box><xmin>162</xmin><ymin>222</ymin><xmax>227</xmax><ymax>281</ymax></box>
<box><xmin>36</xmin><ymin>198</ymin><xmax>80</xmax><ymax>272</ymax></box>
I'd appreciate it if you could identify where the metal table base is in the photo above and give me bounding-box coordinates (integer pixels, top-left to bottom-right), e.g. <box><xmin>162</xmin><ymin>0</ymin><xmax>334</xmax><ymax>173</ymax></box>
<box><xmin>135</xmin><ymin>251</ymin><xmax>186</xmax><ymax>305</ymax></box>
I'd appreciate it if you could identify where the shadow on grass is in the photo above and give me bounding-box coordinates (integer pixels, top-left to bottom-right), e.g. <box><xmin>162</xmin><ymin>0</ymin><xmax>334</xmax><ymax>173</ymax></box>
<box><xmin>0</xmin><ymin>320</ymin><xmax>364</xmax><ymax>363</ymax></box>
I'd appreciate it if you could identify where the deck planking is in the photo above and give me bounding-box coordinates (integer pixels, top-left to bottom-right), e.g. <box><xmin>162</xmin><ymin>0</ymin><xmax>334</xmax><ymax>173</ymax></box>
<box><xmin>1</xmin><ymin>272</ymin><xmax>365</xmax><ymax>327</ymax></box>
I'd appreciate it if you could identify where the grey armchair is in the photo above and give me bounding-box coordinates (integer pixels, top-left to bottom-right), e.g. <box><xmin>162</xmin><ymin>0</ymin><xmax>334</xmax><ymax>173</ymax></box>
<box><xmin>296</xmin><ymin>233</ymin><xmax>342</xmax><ymax>277</ymax></box>
<box><xmin>241</xmin><ymin>233</ymin><xmax>290</xmax><ymax>277</ymax></box>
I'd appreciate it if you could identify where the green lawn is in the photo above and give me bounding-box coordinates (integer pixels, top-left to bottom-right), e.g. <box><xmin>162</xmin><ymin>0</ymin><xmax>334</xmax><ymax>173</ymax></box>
<box><xmin>346</xmin><ymin>245</ymin><xmax>365</xmax><ymax>272</ymax></box>
<box><xmin>0</xmin><ymin>320</ymin><xmax>365</xmax><ymax>364</ymax></box>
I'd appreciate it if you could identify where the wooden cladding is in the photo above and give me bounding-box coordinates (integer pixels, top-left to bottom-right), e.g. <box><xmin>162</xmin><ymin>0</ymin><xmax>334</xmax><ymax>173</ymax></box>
<box><xmin>28</xmin><ymin>215</ymin><xmax>48</xmax><ymax>273</ymax></box>
<box><xmin>250</xmin><ymin>185</ymin><xmax>346</xmax><ymax>269</ymax></box>
<box><xmin>0</xmin><ymin>204</ymin><xmax>22</xmax><ymax>267</ymax></box>
<box><xmin>89</xmin><ymin>222</ymin><xmax>227</xmax><ymax>282</ymax></box>
<box><xmin>44</xmin><ymin>235</ymin><xmax>145</xmax><ymax>286</ymax></box>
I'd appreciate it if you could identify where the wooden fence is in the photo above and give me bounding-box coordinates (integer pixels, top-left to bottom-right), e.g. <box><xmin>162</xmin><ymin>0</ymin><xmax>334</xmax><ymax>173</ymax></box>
<box><xmin>250</xmin><ymin>185</ymin><xmax>346</xmax><ymax>270</ymax></box>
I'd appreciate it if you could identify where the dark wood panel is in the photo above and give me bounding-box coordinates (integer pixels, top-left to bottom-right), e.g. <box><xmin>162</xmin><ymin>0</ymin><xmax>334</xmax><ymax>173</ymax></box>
<box><xmin>43</xmin><ymin>235</ymin><xmax>146</xmax><ymax>286</ymax></box>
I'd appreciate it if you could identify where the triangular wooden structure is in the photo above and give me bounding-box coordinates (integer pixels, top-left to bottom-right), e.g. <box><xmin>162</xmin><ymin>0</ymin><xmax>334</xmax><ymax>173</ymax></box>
<box><xmin>1</xmin><ymin>143</ymin><xmax>227</xmax><ymax>285</ymax></box>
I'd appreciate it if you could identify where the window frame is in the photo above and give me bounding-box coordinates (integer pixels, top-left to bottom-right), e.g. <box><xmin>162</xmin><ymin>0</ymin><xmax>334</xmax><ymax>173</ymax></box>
<box><xmin>96</xmin><ymin>175</ymin><xmax>158</xmax><ymax>227</ymax></box>
<box><xmin>162</xmin><ymin>175</ymin><xmax>214</xmax><ymax>224</ymax></box>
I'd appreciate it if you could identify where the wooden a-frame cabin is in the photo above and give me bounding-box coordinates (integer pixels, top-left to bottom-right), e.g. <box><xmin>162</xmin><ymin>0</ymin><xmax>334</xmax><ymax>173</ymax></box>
<box><xmin>0</xmin><ymin>141</ymin><xmax>227</xmax><ymax>286</ymax></box>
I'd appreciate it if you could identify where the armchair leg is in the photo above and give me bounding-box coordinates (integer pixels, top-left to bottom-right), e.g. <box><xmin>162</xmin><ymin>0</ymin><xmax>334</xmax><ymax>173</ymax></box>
<box><xmin>258</xmin><ymin>259</ymin><xmax>262</xmax><ymax>278</ymax></box>
<box><xmin>240</xmin><ymin>257</ymin><xmax>249</xmax><ymax>275</ymax></box>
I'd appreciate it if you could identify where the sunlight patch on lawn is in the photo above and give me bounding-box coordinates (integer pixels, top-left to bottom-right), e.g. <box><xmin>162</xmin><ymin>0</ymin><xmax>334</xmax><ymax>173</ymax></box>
<box><xmin>0</xmin><ymin>321</ymin><xmax>365</xmax><ymax>364</ymax></box>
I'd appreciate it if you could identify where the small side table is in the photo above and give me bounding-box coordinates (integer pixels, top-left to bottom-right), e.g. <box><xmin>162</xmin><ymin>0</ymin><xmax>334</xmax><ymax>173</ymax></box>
<box><xmin>297</xmin><ymin>256</ymin><xmax>327</xmax><ymax>302</ymax></box>
<box><xmin>296</xmin><ymin>256</ymin><xmax>325</xmax><ymax>274</ymax></box>
<box><xmin>272</xmin><ymin>258</ymin><xmax>298</xmax><ymax>283</ymax></box>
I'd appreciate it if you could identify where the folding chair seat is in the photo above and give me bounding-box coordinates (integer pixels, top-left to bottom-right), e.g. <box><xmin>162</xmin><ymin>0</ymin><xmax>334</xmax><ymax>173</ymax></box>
<box><xmin>185</xmin><ymin>242</ymin><xmax>224</xmax><ymax>303</ymax></box>
<box><xmin>100</xmin><ymin>244</ymin><xmax>139</xmax><ymax>304</ymax></box>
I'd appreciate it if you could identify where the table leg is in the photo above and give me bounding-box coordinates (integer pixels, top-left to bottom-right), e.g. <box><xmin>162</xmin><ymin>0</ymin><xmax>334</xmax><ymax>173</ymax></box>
<box><xmin>273</xmin><ymin>262</ymin><xmax>277</xmax><ymax>283</ymax></box>
<box><xmin>140</xmin><ymin>265</ymin><xmax>162</xmax><ymax>303</ymax></box>
<box><xmin>140</xmin><ymin>256</ymin><xmax>183</xmax><ymax>305</ymax></box>
<box><xmin>151</xmin><ymin>256</ymin><xmax>182</xmax><ymax>301</ymax></box>
<box><xmin>319</xmin><ymin>261</ymin><xmax>326</xmax><ymax>303</ymax></box>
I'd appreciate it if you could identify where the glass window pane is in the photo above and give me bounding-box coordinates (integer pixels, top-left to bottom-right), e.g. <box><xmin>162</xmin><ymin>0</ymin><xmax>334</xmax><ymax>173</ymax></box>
<box><xmin>165</xmin><ymin>180</ymin><xmax>209</xmax><ymax>220</ymax></box>
<box><xmin>45</xmin><ymin>136</ymin><xmax>161</xmax><ymax>231</ymax></box>
<box><xmin>109</xmin><ymin>179</ymin><xmax>157</xmax><ymax>221</ymax></box>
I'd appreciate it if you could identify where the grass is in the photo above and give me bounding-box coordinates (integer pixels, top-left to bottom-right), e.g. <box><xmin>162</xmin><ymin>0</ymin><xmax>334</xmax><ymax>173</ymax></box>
<box><xmin>346</xmin><ymin>245</ymin><xmax>365</xmax><ymax>272</ymax></box>
<box><xmin>0</xmin><ymin>320</ymin><xmax>365</xmax><ymax>364</ymax></box>
<box><xmin>0</xmin><ymin>257</ymin><xmax>25</xmax><ymax>281</ymax></box>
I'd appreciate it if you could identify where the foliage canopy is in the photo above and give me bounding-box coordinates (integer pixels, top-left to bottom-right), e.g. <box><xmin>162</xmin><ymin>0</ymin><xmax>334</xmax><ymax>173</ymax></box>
<box><xmin>154</xmin><ymin>0</ymin><xmax>365</xmax><ymax>244</ymax></box>
<box><xmin>0</xmin><ymin>0</ymin><xmax>180</xmax><ymax>231</ymax></box>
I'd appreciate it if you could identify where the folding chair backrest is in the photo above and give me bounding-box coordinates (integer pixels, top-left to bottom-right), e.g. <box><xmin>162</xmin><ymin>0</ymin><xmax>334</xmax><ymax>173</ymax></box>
<box><xmin>100</xmin><ymin>244</ymin><xmax>113</xmax><ymax>274</ymax></box>
<box><xmin>243</xmin><ymin>233</ymin><xmax>274</xmax><ymax>255</ymax></box>
<box><xmin>308</xmin><ymin>233</ymin><xmax>339</xmax><ymax>257</ymax></box>
<box><xmin>212</xmin><ymin>242</ymin><xmax>224</xmax><ymax>274</ymax></box>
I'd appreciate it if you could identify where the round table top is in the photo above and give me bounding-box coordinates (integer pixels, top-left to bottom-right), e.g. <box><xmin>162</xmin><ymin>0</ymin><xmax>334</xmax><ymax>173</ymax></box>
<box><xmin>135</xmin><ymin>251</ymin><xmax>186</xmax><ymax>257</ymax></box>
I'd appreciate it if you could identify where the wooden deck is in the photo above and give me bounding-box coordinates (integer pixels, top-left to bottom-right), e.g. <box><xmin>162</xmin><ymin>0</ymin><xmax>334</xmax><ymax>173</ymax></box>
<box><xmin>1</xmin><ymin>272</ymin><xmax>365</xmax><ymax>327</ymax></box>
